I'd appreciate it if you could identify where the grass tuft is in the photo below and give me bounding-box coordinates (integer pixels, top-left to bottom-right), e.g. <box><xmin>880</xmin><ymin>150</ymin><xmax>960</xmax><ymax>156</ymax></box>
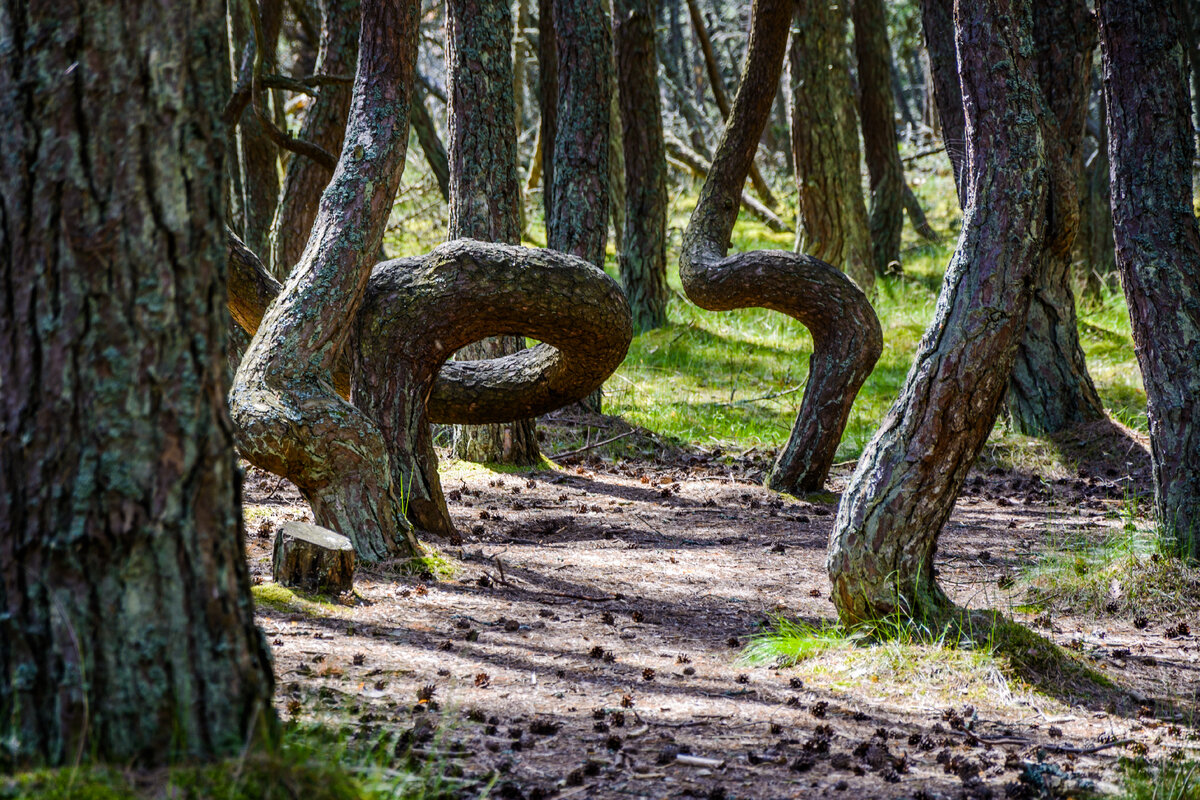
<box><xmin>1120</xmin><ymin>756</ymin><xmax>1200</xmax><ymax>800</ymax></box>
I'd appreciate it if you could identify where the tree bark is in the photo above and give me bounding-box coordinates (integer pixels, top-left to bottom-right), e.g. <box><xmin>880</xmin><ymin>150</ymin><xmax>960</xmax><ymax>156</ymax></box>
<box><xmin>615</xmin><ymin>0</ymin><xmax>670</xmax><ymax>332</ymax></box>
<box><xmin>1004</xmin><ymin>0</ymin><xmax>1105</xmax><ymax>435</ymax></box>
<box><xmin>446</xmin><ymin>0</ymin><xmax>540</xmax><ymax>466</ymax></box>
<box><xmin>537</xmin><ymin>0</ymin><xmax>558</xmax><ymax>222</ymax></box>
<box><xmin>1098</xmin><ymin>0</ymin><xmax>1200</xmax><ymax>558</ymax></box>
<box><xmin>231</xmin><ymin>0</ymin><xmax>423</xmax><ymax>562</ymax></box>
<box><xmin>852</xmin><ymin>0</ymin><xmax>906</xmax><ymax>275</ymax></box>
<box><xmin>828</xmin><ymin>0</ymin><xmax>1050</xmax><ymax>626</ymax></box>
<box><xmin>680</xmin><ymin>0</ymin><xmax>882</xmax><ymax>495</ymax></box>
<box><xmin>1</xmin><ymin>0</ymin><xmax>273</xmax><ymax>765</ymax></box>
<box><xmin>269</xmin><ymin>0</ymin><xmax>360</xmax><ymax>278</ymax></box>
<box><xmin>919</xmin><ymin>0</ymin><xmax>965</xmax><ymax>202</ymax></box>
<box><xmin>788</xmin><ymin>0</ymin><xmax>875</xmax><ymax>293</ymax></box>
<box><xmin>1076</xmin><ymin>84</ymin><xmax>1117</xmax><ymax>299</ymax></box>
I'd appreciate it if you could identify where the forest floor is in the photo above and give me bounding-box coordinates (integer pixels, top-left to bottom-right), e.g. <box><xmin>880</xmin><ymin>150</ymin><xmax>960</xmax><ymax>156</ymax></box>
<box><xmin>244</xmin><ymin>413</ymin><xmax>1200</xmax><ymax>800</ymax></box>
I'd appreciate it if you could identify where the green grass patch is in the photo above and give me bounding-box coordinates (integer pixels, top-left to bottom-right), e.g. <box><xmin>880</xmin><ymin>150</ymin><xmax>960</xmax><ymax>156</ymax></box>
<box><xmin>251</xmin><ymin>583</ymin><xmax>338</xmax><ymax>616</ymax></box>
<box><xmin>0</xmin><ymin>723</ymin><xmax>478</xmax><ymax>800</ymax></box>
<box><xmin>1119</xmin><ymin>756</ymin><xmax>1200</xmax><ymax>800</ymax></box>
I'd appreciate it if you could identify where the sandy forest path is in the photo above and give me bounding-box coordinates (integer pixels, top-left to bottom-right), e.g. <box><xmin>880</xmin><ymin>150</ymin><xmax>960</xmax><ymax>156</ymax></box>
<box><xmin>243</xmin><ymin>419</ymin><xmax>1199</xmax><ymax>799</ymax></box>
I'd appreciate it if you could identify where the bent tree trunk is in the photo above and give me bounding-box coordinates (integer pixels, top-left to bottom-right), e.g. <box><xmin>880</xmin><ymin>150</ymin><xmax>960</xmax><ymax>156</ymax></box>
<box><xmin>615</xmin><ymin>0</ymin><xmax>670</xmax><ymax>332</ymax></box>
<box><xmin>788</xmin><ymin>0</ymin><xmax>874</xmax><ymax>293</ymax></box>
<box><xmin>828</xmin><ymin>0</ymin><xmax>1049</xmax><ymax>626</ymax></box>
<box><xmin>269</xmin><ymin>0</ymin><xmax>360</xmax><ymax>278</ymax></box>
<box><xmin>1099</xmin><ymin>0</ymin><xmax>1200</xmax><ymax>558</ymax></box>
<box><xmin>231</xmin><ymin>0</ymin><xmax>423</xmax><ymax>562</ymax></box>
<box><xmin>852</xmin><ymin>0</ymin><xmax>905</xmax><ymax>275</ymax></box>
<box><xmin>919</xmin><ymin>0</ymin><xmax>965</xmax><ymax>202</ymax></box>
<box><xmin>680</xmin><ymin>0</ymin><xmax>882</xmax><ymax>494</ymax></box>
<box><xmin>447</xmin><ymin>0</ymin><xmax>540</xmax><ymax>466</ymax></box>
<box><xmin>1004</xmin><ymin>0</ymin><xmax>1104</xmax><ymax>435</ymax></box>
<box><xmin>1</xmin><ymin>0</ymin><xmax>273</xmax><ymax>765</ymax></box>
<box><xmin>410</xmin><ymin>87</ymin><xmax>450</xmax><ymax>202</ymax></box>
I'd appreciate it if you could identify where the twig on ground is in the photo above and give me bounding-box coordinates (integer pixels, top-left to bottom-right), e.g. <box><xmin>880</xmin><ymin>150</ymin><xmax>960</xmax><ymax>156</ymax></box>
<box><xmin>715</xmin><ymin>380</ymin><xmax>808</xmax><ymax>407</ymax></box>
<box><xmin>549</xmin><ymin>430</ymin><xmax>636</xmax><ymax>461</ymax></box>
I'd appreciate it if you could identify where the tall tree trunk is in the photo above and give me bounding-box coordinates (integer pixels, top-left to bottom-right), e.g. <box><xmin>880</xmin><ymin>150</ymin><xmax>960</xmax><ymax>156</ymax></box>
<box><xmin>269</xmin><ymin>0</ymin><xmax>360</xmax><ymax>278</ymax></box>
<box><xmin>1098</xmin><ymin>0</ymin><xmax>1200</xmax><ymax>558</ymax></box>
<box><xmin>605</xmin><ymin>0</ymin><xmax>627</xmax><ymax>259</ymax></box>
<box><xmin>680</xmin><ymin>0</ymin><xmax>882</xmax><ymax>495</ymax></box>
<box><xmin>546</xmin><ymin>0</ymin><xmax>612</xmax><ymax>412</ymax></box>
<box><xmin>447</xmin><ymin>0</ymin><xmax>541</xmax><ymax>466</ymax></box>
<box><xmin>828</xmin><ymin>0</ymin><xmax>1049</xmax><ymax>626</ymax></box>
<box><xmin>1076</xmin><ymin>84</ymin><xmax>1117</xmax><ymax>299</ymax></box>
<box><xmin>1</xmin><ymin>0</ymin><xmax>274</xmax><ymax>765</ymax></box>
<box><xmin>788</xmin><ymin>0</ymin><xmax>875</xmax><ymax>292</ymax></box>
<box><xmin>537</xmin><ymin>0</ymin><xmax>558</xmax><ymax>222</ymax></box>
<box><xmin>1004</xmin><ymin>0</ymin><xmax>1105</xmax><ymax>435</ymax></box>
<box><xmin>231</xmin><ymin>0</ymin><xmax>423</xmax><ymax>562</ymax></box>
<box><xmin>919</xmin><ymin>0</ymin><xmax>965</xmax><ymax>201</ymax></box>
<box><xmin>891</xmin><ymin>58</ymin><xmax>918</xmax><ymax>130</ymax></box>
<box><xmin>852</xmin><ymin>0</ymin><xmax>905</xmax><ymax>275</ymax></box>
<box><xmin>615</xmin><ymin>0</ymin><xmax>670</xmax><ymax>331</ymax></box>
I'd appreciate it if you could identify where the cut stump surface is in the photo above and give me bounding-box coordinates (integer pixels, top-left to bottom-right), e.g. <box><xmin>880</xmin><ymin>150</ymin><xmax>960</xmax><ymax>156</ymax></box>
<box><xmin>272</xmin><ymin>521</ymin><xmax>356</xmax><ymax>594</ymax></box>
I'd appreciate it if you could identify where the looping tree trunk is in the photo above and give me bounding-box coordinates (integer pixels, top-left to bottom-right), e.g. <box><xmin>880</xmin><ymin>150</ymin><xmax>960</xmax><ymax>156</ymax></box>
<box><xmin>828</xmin><ymin>0</ymin><xmax>1049</xmax><ymax>626</ymax></box>
<box><xmin>680</xmin><ymin>0</ymin><xmax>882</xmax><ymax>495</ymax></box>
<box><xmin>230</xmin><ymin>0</ymin><xmax>423</xmax><ymax>563</ymax></box>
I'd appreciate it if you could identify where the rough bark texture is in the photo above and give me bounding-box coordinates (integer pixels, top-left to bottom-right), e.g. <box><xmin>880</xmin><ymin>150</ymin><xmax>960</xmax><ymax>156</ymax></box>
<box><xmin>615</xmin><ymin>0</ymin><xmax>670</xmax><ymax>332</ymax></box>
<box><xmin>410</xmin><ymin>87</ymin><xmax>450</xmax><ymax>202</ymax></box>
<box><xmin>231</xmin><ymin>0</ymin><xmax>423</xmax><ymax>562</ymax></box>
<box><xmin>1076</xmin><ymin>87</ymin><xmax>1117</xmax><ymax>296</ymax></box>
<box><xmin>272</xmin><ymin>522</ymin><xmax>356</xmax><ymax>593</ymax></box>
<box><xmin>852</xmin><ymin>0</ymin><xmax>905</xmax><ymax>275</ymax></box>
<box><xmin>446</xmin><ymin>0</ymin><xmax>540</xmax><ymax>466</ymax></box>
<box><xmin>1004</xmin><ymin>0</ymin><xmax>1104</xmax><ymax>435</ymax></box>
<box><xmin>269</xmin><ymin>0</ymin><xmax>360</xmax><ymax>278</ymax></box>
<box><xmin>828</xmin><ymin>0</ymin><xmax>1049</xmax><ymax>625</ymax></box>
<box><xmin>919</xmin><ymin>0</ymin><xmax>966</xmax><ymax>202</ymax></box>
<box><xmin>354</xmin><ymin>244</ymin><xmax>632</xmax><ymax>537</ymax></box>
<box><xmin>0</xmin><ymin>0</ymin><xmax>273</xmax><ymax>765</ymax></box>
<box><xmin>537</xmin><ymin>0</ymin><xmax>558</xmax><ymax>222</ymax></box>
<box><xmin>788</xmin><ymin>0</ymin><xmax>875</xmax><ymax>292</ymax></box>
<box><xmin>1099</xmin><ymin>0</ymin><xmax>1200</xmax><ymax>557</ymax></box>
<box><xmin>680</xmin><ymin>0</ymin><xmax>882</xmax><ymax>495</ymax></box>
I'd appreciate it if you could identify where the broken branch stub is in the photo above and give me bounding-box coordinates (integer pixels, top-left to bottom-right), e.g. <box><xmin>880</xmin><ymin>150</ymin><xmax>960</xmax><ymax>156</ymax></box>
<box><xmin>678</xmin><ymin>0</ymin><xmax>882</xmax><ymax>494</ymax></box>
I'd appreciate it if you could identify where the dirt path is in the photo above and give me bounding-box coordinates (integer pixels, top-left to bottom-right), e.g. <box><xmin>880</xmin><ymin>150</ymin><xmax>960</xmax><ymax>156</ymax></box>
<box><xmin>243</xmin><ymin>426</ymin><xmax>1199</xmax><ymax>799</ymax></box>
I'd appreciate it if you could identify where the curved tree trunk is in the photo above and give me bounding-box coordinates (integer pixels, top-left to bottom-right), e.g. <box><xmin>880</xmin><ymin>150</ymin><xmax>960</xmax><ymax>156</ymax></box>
<box><xmin>1004</xmin><ymin>0</ymin><xmax>1104</xmax><ymax>435</ymax></box>
<box><xmin>788</xmin><ymin>0</ymin><xmax>875</xmax><ymax>293</ymax></box>
<box><xmin>1</xmin><ymin>0</ymin><xmax>274</xmax><ymax>765</ymax></box>
<box><xmin>828</xmin><ymin>0</ymin><xmax>1049</xmax><ymax>626</ymax></box>
<box><xmin>615</xmin><ymin>0</ymin><xmax>670</xmax><ymax>332</ymax></box>
<box><xmin>852</xmin><ymin>0</ymin><xmax>905</xmax><ymax>275</ymax></box>
<box><xmin>680</xmin><ymin>0</ymin><xmax>882</xmax><ymax>495</ymax></box>
<box><xmin>269</xmin><ymin>0</ymin><xmax>360</xmax><ymax>278</ymax></box>
<box><xmin>446</xmin><ymin>0</ymin><xmax>540</xmax><ymax>467</ymax></box>
<box><xmin>231</xmin><ymin>0</ymin><xmax>423</xmax><ymax>562</ymax></box>
<box><xmin>1099</xmin><ymin>0</ymin><xmax>1200</xmax><ymax>558</ymax></box>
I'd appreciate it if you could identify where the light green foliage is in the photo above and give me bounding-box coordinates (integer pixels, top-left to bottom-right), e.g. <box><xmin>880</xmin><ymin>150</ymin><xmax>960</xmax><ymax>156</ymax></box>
<box><xmin>1120</xmin><ymin>757</ymin><xmax>1200</xmax><ymax>800</ymax></box>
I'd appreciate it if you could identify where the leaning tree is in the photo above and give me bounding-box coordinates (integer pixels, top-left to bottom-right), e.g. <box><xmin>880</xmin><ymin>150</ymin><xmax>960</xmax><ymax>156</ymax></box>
<box><xmin>227</xmin><ymin>0</ymin><xmax>632</xmax><ymax>553</ymax></box>
<box><xmin>827</xmin><ymin>0</ymin><xmax>1052</xmax><ymax>625</ymax></box>
<box><xmin>1</xmin><ymin>0</ymin><xmax>274</xmax><ymax>766</ymax></box>
<box><xmin>680</xmin><ymin>0</ymin><xmax>883</xmax><ymax>496</ymax></box>
<box><xmin>1098</xmin><ymin>0</ymin><xmax>1200</xmax><ymax>558</ymax></box>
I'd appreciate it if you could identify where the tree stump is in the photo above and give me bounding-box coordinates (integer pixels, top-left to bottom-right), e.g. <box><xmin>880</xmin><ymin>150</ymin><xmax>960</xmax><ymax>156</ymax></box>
<box><xmin>272</xmin><ymin>521</ymin><xmax>356</xmax><ymax>593</ymax></box>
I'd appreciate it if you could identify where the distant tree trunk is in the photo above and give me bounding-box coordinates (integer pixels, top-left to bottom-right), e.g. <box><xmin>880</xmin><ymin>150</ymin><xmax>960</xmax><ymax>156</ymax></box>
<box><xmin>1</xmin><ymin>0</ymin><xmax>274</xmax><ymax>765</ymax></box>
<box><xmin>788</xmin><ymin>0</ymin><xmax>875</xmax><ymax>292</ymax></box>
<box><xmin>828</xmin><ymin>0</ymin><xmax>1049</xmax><ymax>625</ymax></box>
<box><xmin>231</xmin><ymin>0</ymin><xmax>424</xmax><ymax>562</ymax></box>
<box><xmin>680</xmin><ymin>0</ymin><xmax>882</xmax><ymax>495</ymax></box>
<box><xmin>447</xmin><ymin>0</ymin><xmax>540</xmax><ymax>466</ymax></box>
<box><xmin>685</xmin><ymin>0</ymin><xmax>777</xmax><ymax>208</ymax></box>
<box><xmin>1076</xmin><ymin>85</ymin><xmax>1117</xmax><ymax>299</ymax></box>
<box><xmin>852</xmin><ymin>0</ymin><xmax>905</xmax><ymax>275</ymax></box>
<box><xmin>230</xmin><ymin>0</ymin><xmax>284</xmax><ymax>257</ymax></box>
<box><xmin>410</xmin><ymin>87</ymin><xmax>450</xmax><ymax>201</ymax></box>
<box><xmin>891</xmin><ymin>58</ymin><xmax>918</xmax><ymax>129</ymax></box>
<box><xmin>615</xmin><ymin>0</ymin><xmax>670</xmax><ymax>331</ymax></box>
<box><xmin>537</xmin><ymin>0</ymin><xmax>558</xmax><ymax>222</ymax></box>
<box><xmin>1004</xmin><ymin>0</ymin><xmax>1104</xmax><ymax>435</ymax></box>
<box><xmin>604</xmin><ymin>0</ymin><xmax>627</xmax><ymax>258</ymax></box>
<box><xmin>546</xmin><ymin>0</ymin><xmax>612</xmax><ymax>412</ymax></box>
<box><xmin>919</xmin><ymin>0</ymin><xmax>965</xmax><ymax>201</ymax></box>
<box><xmin>269</xmin><ymin>0</ymin><xmax>360</xmax><ymax>278</ymax></box>
<box><xmin>1099</xmin><ymin>0</ymin><xmax>1200</xmax><ymax>558</ymax></box>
